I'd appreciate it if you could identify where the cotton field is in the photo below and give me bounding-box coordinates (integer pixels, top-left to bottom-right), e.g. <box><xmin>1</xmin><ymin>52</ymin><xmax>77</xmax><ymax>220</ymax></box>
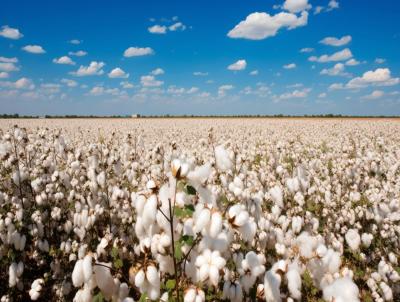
<box><xmin>0</xmin><ymin>118</ymin><xmax>399</xmax><ymax>302</ymax></box>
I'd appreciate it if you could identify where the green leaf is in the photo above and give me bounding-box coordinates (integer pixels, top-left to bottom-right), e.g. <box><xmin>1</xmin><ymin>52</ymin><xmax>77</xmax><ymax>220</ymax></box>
<box><xmin>139</xmin><ymin>293</ymin><xmax>148</xmax><ymax>302</ymax></box>
<box><xmin>93</xmin><ymin>292</ymin><xmax>105</xmax><ymax>302</ymax></box>
<box><xmin>174</xmin><ymin>241</ymin><xmax>183</xmax><ymax>261</ymax></box>
<box><xmin>111</xmin><ymin>247</ymin><xmax>119</xmax><ymax>259</ymax></box>
<box><xmin>166</xmin><ymin>279</ymin><xmax>176</xmax><ymax>290</ymax></box>
<box><xmin>114</xmin><ymin>258</ymin><xmax>123</xmax><ymax>269</ymax></box>
<box><xmin>174</xmin><ymin>207</ymin><xmax>185</xmax><ymax>218</ymax></box>
<box><xmin>180</xmin><ymin>235</ymin><xmax>194</xmax><ymax>246</ymax></box>
<box><xmin>185</xmin><ymin>185</ymin><xmax>196</xmax><ymax>195</ymax></box>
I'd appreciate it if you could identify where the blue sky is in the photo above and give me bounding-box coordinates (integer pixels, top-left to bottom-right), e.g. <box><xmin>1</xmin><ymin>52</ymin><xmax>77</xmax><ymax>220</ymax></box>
<box><xmin>0</xmin><ymin>0</ymin><xmax>399</xmax><ymax>115</ymax></box>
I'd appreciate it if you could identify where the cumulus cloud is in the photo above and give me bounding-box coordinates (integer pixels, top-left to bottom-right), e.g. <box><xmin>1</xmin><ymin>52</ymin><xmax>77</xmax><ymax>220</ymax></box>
<box><xmin>375</xmin><ymin>58</ymin><xmax>386</xmax><ymax>64</ymax></box>
<box><xmin>283</xmin><ymin>0</ymin><xmax>311</xmax><ymax>13</ymax></box>
<box><xmin>53</xmin><ymin>56</ymin><xmax>75</xmax><ymax>65</ymax></box>
<box><xmin>0</xmin><ymin>72</ymin><xmax>9</xmax><ymax>78</ymax></box>
<box><xmin>318</xmin><ymin>92</ymin><xmax>327</xmax><ymax>98</ymax></box>
<box><xmin>70</xmin><ymin>61</ymin><xmax>105</xmax><ymax>76</ymax></box>
<box><xmin>169</xmin><ymin>22</ymin><xmax>186</xmax><ymax>31</ymax></box>
<box><xmin>0</xmin><ymin>62</ymin><xmax>19</xmax><ymax>72</ymax></box>
<box><xmin>250</xmin><ymin>70</ymin><xmax>259</xmax><ymax>75</ymax></box>
<box><xmin>0</xmin><ymin>56</ymin><xmax>18</xmax><ymax>63</ymax></box>
<box><xmin>300</xmin><ymin>47</ymin><xmax>314</xmax><ymax>53</ymax></box>
<box><xmin>120</xmin><ymin>81</ymin><xmax>134</xmax><ymax>89</ymax></box>
<box><xmin>320</xmin><ymin>63</ymin><xmax>349</xmax><ymax>76</ymax></box>
<box><xmin>228</xmin><ymin>59</ymin><xmax>247</xmax><ymax>71</ymax></box>
<box><xmin>320</xmin><ymin>35</ymin><xmax>351</xmax><ymax>46</ymax></box>
<box><xmin>140</xmin><ymin>75</ymin><xmax>163</xmax><ymax>87</ymax></box>
<box><xmin>148</xmin><ymin>25</ymin><xmax>167</xmax><ymax>34</ymax></box>
<box><xmin>108</xmin><ymin>67</ymin><xmax>129</xmax><ymax>78</ymax></box>
<box><xmin>362</xmin><ymin>90</ymin><xmax>384</xmax><ymax>100</ymax></box>
<box><xmin>218</xmin><ymin>84</ymin><xmax>234</xmax><ymax>97</ymax></box>
<box><xmin>345</xmin><ymin>58</ymin><xmax>360</xmax><ymax>66</ymax></box>
<box><xmin>69</xmin><ymin>39</ymin><xmax>81</xmax><ymax>44</ymax></box>
<box><xmin>151</xmin><ymin>68</ymin><xmax>164</xmax><ymax>75</ymax></box>
<box><xmin>69</xmin><ymin>50</ymin><xmax>87</xmax><ymax>57</ymax></box>
<box><xmin>309</xmin><ymin>48</ymin><xmax>352</xmax><ymax>63</ymax></box>
<box><xmin>89</xmin><ymin>86</ymin><xmax>104</xmax><ymax>96</ymax></box>
<box><xmin>283</xmin><ymin>63</ymin><xmax>296</xmax><ymax>69</ymax></box>
<box><xmin>278</xmin><ymin>88</ymin><xmax>311</xmax><ymax>100</ymax></box>
<box><xmin>22</xmin><ymin>45</ymin><xmax>46</xmax><ymax>54</ymax></box>
<box><xmin>0</xmin><ymin>25</ymin><xmax>23</xmax><ymax>39</ymax></box>
<box><xmin>124</xmin><ymin>47</ymin><xmax>154</xmax><ymax>57</ymax></box>
<box><xmin>328</xmin><ymin>0</ymin><xmax>339</xmax><ymax>10</ymax></box>
<box><xmin>0</xmin><ymin>77</ymin><xmax>35</xmax><ymax>90</ymax></box>
<box><xmin>227</xmin><ymin>11</ymin><xmax>308</xmax><ymax>40</ymax></box>
<box><xmin>61</xmin><ymin>78</ymin><xmax>78</xmax><ymax>87</ymax></box>
<box><xmin>330</xmin><ymin>68</ymin><xmax>400</xmax><ymax>89</ymax></box>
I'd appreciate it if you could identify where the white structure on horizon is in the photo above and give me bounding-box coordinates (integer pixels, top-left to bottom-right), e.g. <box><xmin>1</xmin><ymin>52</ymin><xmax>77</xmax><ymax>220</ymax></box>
<box><xmin>131</xmin><ymin>114</ymin><xmax>140</xmax><ymax>118</ymax></box>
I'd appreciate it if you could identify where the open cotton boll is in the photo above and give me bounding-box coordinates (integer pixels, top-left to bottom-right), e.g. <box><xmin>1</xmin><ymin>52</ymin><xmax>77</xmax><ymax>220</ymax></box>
<box><xmin>93</xmin><ymin>262</ymin><xmax>117</xmax><ymax>299</ymax></box>
<box><xmin>286</xmin><ymin>261</ymin><xmax>302</xmax><ymax>300</ymax></box>
<box><xmin>269</xmin><ymin>186</ymin><xmax>283</xmax><ymax>208</ymax></box>
<box><xmin>295</xmin><ymin>232</ymin><xmax>318</xmax><ymax>259</ymax></box>
<box><xmin>72</xmin><ymin>259</ymin><xmax>84</xmax><ymax>287</ymax></box>
<box><xmin>209</xmin><ymin>211</ymin><xmax>222</xmax><ymax>237</ymax></box>
<box><xmin>8</xmin><ymin>263</ymin><xmax>17</xmax><ymax>287</ymax></box>
<box><xmin>322</xmin><ymin>277</ymin><xmax>360</xmax><ymax>302</ymax></box>
<box><xmin>264</xmin><ymin>260</ymin><xmax>286</xmax><ymax>302</ymax></box>
<box><xmin>215</xmin><ymin>145</ymin><xmax>233</xmax><ymax>172</ymax></box>
<box><xmin>345</xmin><ymin>229</ymin><xmax>361</xmax><ymax>251</ymax></box>
<box><xmin>187</xmin><ymin>163</ymin><xmax>211</xmax><ymax>186</ymax></box>
<box><xmin>29</xmin><ymin>278</ymin><xmax>44</xmax><ymax>300</ymax></box>
<box><xmin>361</xmin><ymin>233</ymin><xmax>373</xmax><ymax>248</ymax></box>
<box><xmin>193</xmin><ymin>207</ymin><xmax>211</xmax><ymax>234</ymax></box>
<box><xmin>142</xmin><ymin>195</ymin><xmax>158</xmax><ymax>228</ymax></box>
<box><xmin>82</xmin><ymin>254</ymin><xmax>93</xmax><ymax>283</ymax></box>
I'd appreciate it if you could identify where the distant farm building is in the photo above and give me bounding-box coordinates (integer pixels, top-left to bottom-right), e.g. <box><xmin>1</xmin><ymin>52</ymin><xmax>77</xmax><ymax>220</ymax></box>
<box><xmin>131</xmin><ymin>114</ymin><xmax>140</xmax><ymax>118</ymax></box>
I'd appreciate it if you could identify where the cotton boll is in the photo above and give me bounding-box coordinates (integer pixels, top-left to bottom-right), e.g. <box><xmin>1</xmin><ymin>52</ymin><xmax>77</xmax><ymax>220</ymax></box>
<box><xmin>209</xmin><ymin>211</ymin><xmax>222</xmax><ymax>237</ymax></box>
<box><xmin>146</xmin><ymin>265</ymin><xmax>159</xmax><ymax>286</ymax></box>
<box><xmin>93</xmin><ymin>262</ymin><xmax>116</xmax><ymax>299</ymax></box>
<box><xmin>8</xmin><ymin>263</ymin><xmax>17</xmax><ymax>287</ymax></box>
<box><xmin>184</xmin><ymin>288</ymin><xmax>196</xmax><ymax>302</ymax></box>
<box><xmin>29</xmin><ymin>278</ymin><xmax>44</xmax><ymax>300</ymax></box>
<box><xmin>264</xmin><ymin>260</ymin><xmax>286</xmax><ymax>302</ymax></box>
<box><xmin>72</xmin><ymin>259</ymin><xmax>84</xmax><ymax>287</ymax></box>
<box><xmin>269</xmin><ymin>186</ymin><xmax>283</xmax><ymax>208</ymax></box>
<box><xmin>134</xmin><ymin>269</ymin><xmax>145</xmax><ymax>288</ymax></box>
<box><xmin>286</xmin><ymin>261</ymin><xmax>302</xmax><ymax>300</ymax></box>
<box><xmin>345</xmin><ymin>229</ymin><xmax>361</xmax><ymax>251</ymax></box>
<box><xmin>379</xmin><ymin>282</ymin><xmax>393</xmax><ymax>301</ymax></box>
<box><xmin>215</xmin><ymin>145</ymin><xmax>233</xmax><ymax>172</ymax></box>
<box><xmin>361</xmin><ymin>233</ymin><xmax>373</xmax><ymax>248</ymax></box>
<box><xmin>322</xmin><ymin>277</ymin><xmax>360</xmax><ymax>302</ymax></box>
<box><xmin>194</xmin><ymin>207</ymin><xmax>211</xmax><ymax>234</ymax></box>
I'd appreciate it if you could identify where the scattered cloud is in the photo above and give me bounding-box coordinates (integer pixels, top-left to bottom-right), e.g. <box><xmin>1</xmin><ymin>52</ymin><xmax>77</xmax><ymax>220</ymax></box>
<box><xmin>141</xmin><ymin>75</ymin><xmax>163</xmax><ymax>87</ymax></box>
<box><xmin>124</xmin><ymin>47</ymin><xmax>154</xmax><ymax>57</ymax></box>
<box><xmin>120</xmin><ymin>81</ymin><xmax>134</xmax><ymax>89</ymax></box>
<box><xmin>0</xmin><ymin>25</ymin><xmax>23</xmax><ymax>39</ymax></box>
<box><xmin>0</xmin><ymin>56</ymin><xmax>18</xmax><ymax>63</ymax></box>
<box><xmin>0</xmin><ymin>62</ymin><xmax>19</xmax><ymax>72</ymax></box>
<box><xmin>362</xmin><ymin>90</ymin><xmax>384</xmax><ymax>100</ymax></box>
<box><xmin>283</xmin><ymin>63</ymin><xmax>296</xmax><ymax>69</ymax></box>
<box><xmin>0</xmin><ymin>72</ymin><xmax>9</xmax><ymax>78</ymax></box>
<box><xmin>320</xmin><ymin>63</ymin><xmax>349</xmax><ymax>76</ymax></box>
<box><xmin>61</xmin><ymin>78</ymin><xmax>78</xmax><ymax>87</ymax></box>
<box><xmin>218</xmin><ymin>84</ymin><xmax>234</xmax><ymax>97</ymax></box>
<box><xmin>375</xmin><ymin>58</ymin><xmax>386</xmax><ymax>64</ymax></box>
<box><xmin>314</xmin><ymin>6</ymin><xmax>324</xmax><ymax>14</ymax></box>
<box><xmin>169</xmin><ymin>22</ymin><xmax>186</xmax><ymax>31</ymax></box>
<box><xmin>345</xmin><ymin>58</ymin><xmax>360</xmax><ymax>66</ymax></box>
<box><xmin>148</xmin><ymin>25</ymin><xmax>167</xmax><ymax>34</ymax></box>
<box><xmin>309</xmin><ymin>48</ymin><xmax>352</xmax><ymax>63</ymax></box>
<box><xmin>318</xmin><ymin>92</ymin><xmax>327</xmax><ymax>98</ymax></box>
<box><xmin>22</xmin><ymin>45</ymin><xmax>46</xmax><ymax>54</ymax></box>
<box><xmin>69</xmin><ymin>39</ymin><xmax>81</xmax><ymax>45</ymax></box>
<box><xmin>69</xmin><ymin>50</ymin><xmax>87</xmax><ymax>57</ymax></box>
<box><xmin>228</xmin><ymin>59</ymin><xmax>247</xmax><ymax>71</ymax></box>
<box><xmin>193</xmin><ymin>71</ymin><xmax>208</xmax><ymax>76</ymax></box>
<box><xmin>277</xmin><ymin>88</ymin><xmax>311</xmax><ymax>100</ymax></box>
<box><xmin>283</xmin><ymin>0</ymin><xmax>311</xmax><ymax>13</ymax></box>
<box><xmin>151</xmin><ymin>68</ymin><xmax>164</xmax><ymax>75</ymax></box>
<box><xmin>70</xmin><ymin>61</ymin><xmax>105</xmax><ymax>76</ymax></box>
<box><xmin>108</xmin><ymin>67</ymin><xmax>129</xmax><ymax>78</ymax></box>
<box><xmin>330</xmin><ymin>68</ymin><xmax>400</xmax><ymax>89</ymax></box>
<box><xmin>0</xmin><ymin>77</ymin><xmax>35</xmax><ymax>89</ymax></box>
<box><xmin>320</xmin><ymin>35</ymin><xmax>351</xmax><ymax>46</ymax></box>
<box><xmin>89</xmin><ymin>86</ymin><xmax>104</xmax><ymax>96</ymax></box>
<box><xmin>227</xmin><ymin>11</ymin><xmax>308</xmax><ymax>40</ymax></box>
<box><xmin>300</xmin><ymin>47</ymin><xmax>314</xmax><ymax>53</ymax></box>
<box><xmin>250</xmin><ymin>70</ymin><xmax>259</xmax><ymax>75</ymax></box>
<box><xmin>328</xmin><ymin>0</ymin><xmax>339</xmax><ymax>10</ymax></box>
<box><xmin>53</xmin><ymin>56</ymin><xmax>75</xmax><ymax>65</ymax></box>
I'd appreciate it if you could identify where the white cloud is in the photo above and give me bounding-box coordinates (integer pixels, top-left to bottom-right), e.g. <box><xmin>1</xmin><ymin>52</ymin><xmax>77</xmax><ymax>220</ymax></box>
<box><xmin>120</xmin><ymin>81</ymin><xmax>134</xmax><ymax>89</ymax></box>
<box><xmin>300</xmin><ymin>47</ymin><xmax>314</xmax><ymax>53</ymax></box>
<box><xmin>140</xmin><ymin>75</ymin><xmax>163</xmax><ymax>87</ymax></box>
<box><xmin>169</xmin><ymin>22</ymin><xmax>186</xmax><ymax>31</ymax></box>
<box><xmin>124</xmin><ymin>47</ymin><xmax>154</xmax><ymax>57</ymax></box>
<box><xmin>0</xmin><ymin>72</ymin><xmax>9</xmax><ymax>78</ymax></box>
<box><xmin>89</xmin><ymin>86</ymin><xmax>104</xmax><ymax>96</ymax></box>
<box><xmin>0</xmin><ymin>62</ymin><xmax>19</xmax><ymax>72</ymax></box>
<box><xmin>362</xmin><ymin>90</ymin><xmax>384</xmax><ymax>100</ymax></box>
<box><xmin>53</xmin><ymin>56</ymin><xmax>75</xmax><ymax>65</ymax></box>
<box><xmin>218</xmin><ymin>84</ymin><xmax>234</xmax><ymax>97</ymax></box>
<box><xmin>250</xmin><ymin>70</ymin><xmax>259</xmax><ymax>75</ymax></box>
<box><xmin>314</xmin><ymin>6</ymin><xmax>324</xmax><ymax>14</ymax></box>
<box><xmin>22</xmin><ymin>45</ymin><xmax>46</xmax><ymax>54</ymax></box>
<box><xmin>309</xmin><ymin>48</ymin><xmax>352</xmax><ymax>63</ymax></box>
<box><xmin>108</xmin><ymin>67</ymin><xmax>129</xmax><ymax>78</ymax></box>
<box><xmin>151</xmin><ymin>68</ymin><xmax>164</xmax><ymax>75</ymax></box>
<box><xmin>193</xmin><ymin>71</ymin><xmax>208</xmax><ymax>76</ymax></box>
<box><xmin>345</xmin><ymin>58</ymin><xmax>360</xmax><ymax>66</ymax></box>
<box><xmin>283</xmin><ymin>63</ymin><xmax>296</xmax><ymax>69</ymax></box>
<box><xmin>69</xmin><ymin>39</ymin><xmax>81</xmax><ymax>45</ymax></box>
<box><xmin>61</xmin><ymin>78</ymin><xmax>78</xmax><ymax>87</ymax></box>
<box><xmin>0</xmin><ymin>56</ymin><xmax>18</xmax><ymax>63</ymax></box>
<box><xmin>318</xmin><ymin>92</ymin><xmax>327</xmax><ymax>98</ymax></box>
<box><xmin>330</xmin><ymin>68</ymin><xmax>400</xmax><ymax>89</ymax></box>
<box><xmin>70</xmin><ymin>61</ymin><xmax>105</xmax><ymax>76</ymax></box>
<box><xmin>320</xmin><ymin>35</ymin><xmax>351</xmax><ymax>46</ymax></box>
<box><xmin>0</xmin><ymin>77</ymin><xmax>35</xmax><ymax>89</ymax></box>
<box><xmin>283</xmin><ymin>0</ymin><xmax>311</xmax><ymax>13</ymax></box>
<box><xmin>228</xmin><ymin>59</ymin><xmax>247</xmax><ymax>71</ymax></box>
<box><xmin>375</xmin><ymin>58</ymin><xmax>386</xmax><ymax>64</ymax></box>
<box><xmin>227</xmin><ymin>11</ymin><xmax>308</xmax><ymax>40</ymax></box>
<box><xmin>187</xmin><ymin>87</ymin><xmax>199</xmax><ymax>94</ymax></box>
<box><xmin>0</xmin><ymin>25</ymin><xmax>23</xmax><ymax>39</ymax></box>
<box><xmin>148</xmin><ymin>25</ymin><xmax>167</xmax><ymax>34</ymax></box>
<box><xmin>328</xmin><ymin>0</ymin><xmax>339</xmax><ymax>10</ymax></box>
<box><xmin>69</xmin><ymin>50</ymin><xmax>87</xmax><ymax>57</ymax></box>
<box><xmin>320</xmin><ymin>63</ymin><xmax>349</xmax><ymax>76</ymax></box>
<box><xmin>278</xmin><ymin>88</ymin><xmax>310</xmax><ymax>100</ymax></box>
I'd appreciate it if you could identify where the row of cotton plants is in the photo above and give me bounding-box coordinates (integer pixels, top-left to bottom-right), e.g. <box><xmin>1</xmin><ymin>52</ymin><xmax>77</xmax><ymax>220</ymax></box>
<box><xmin>0</xmin><ymin>120</ymin><xmax>399</xmax><ymax>302</ymax></box>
